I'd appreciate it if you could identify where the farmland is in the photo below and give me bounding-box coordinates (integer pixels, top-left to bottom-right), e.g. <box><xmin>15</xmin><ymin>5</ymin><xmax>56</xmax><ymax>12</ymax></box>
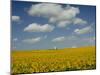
<box><xmin>11</xmin><ymin>46</ymin><xmax>96</xmax><ymax>74</ymax></box>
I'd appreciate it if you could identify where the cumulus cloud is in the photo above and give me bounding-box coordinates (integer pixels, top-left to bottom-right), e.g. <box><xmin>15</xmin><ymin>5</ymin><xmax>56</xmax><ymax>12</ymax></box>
<box><xmin>52</xmin><ymin>36</ymin><xmax>66</xmax><ymax>42</ymax></box>
<box><xmin>28</xmin><ymin>3</ymin><xmax>87</xmax><ymax>28</ymax></box>
<box><xmin>57</xmin><ymin>20</ymin><xmax>72</xmax><ymax>27</ymax></box>
<box><xmin>74</xmin><ymin>26</ymin><xmax>93</xmax><ymax>34</ymax></box>
<box><xmin>28</xmin><ymin>3</ymin><xmax>62</xmax><ymax>17</ymax></box>
<box><xmin>22</xmin><ymin>37</ymin><xmax>41</xmax><ymax>44</ymax></box>
<box><xmin>12</xmin><ymin>16</ymin><xmax>20</xmax><ymax>22</ymax></box>
<box><xmin>73</xmin><ymin>18</ymin><xmax>87</xmax><ymax>25</ymax></box>
<box><xmin>24</xmin><ymin>23</ymin><xmax>54</xmax><ymax>32</ymax></box>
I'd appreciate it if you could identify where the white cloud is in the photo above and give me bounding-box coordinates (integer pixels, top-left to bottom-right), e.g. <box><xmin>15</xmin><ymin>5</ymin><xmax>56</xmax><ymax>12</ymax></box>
<box><xmin>24</xmin><ymin>23</ymin><xmax>54</xmax><ymax>32</ymax></box>
<box><xmin>73</xmin><ymin>18</ymin><xmax>87</xmax><ymax>25</ymax></box>
<box><xmin>57</xmin><ymin>21</ymin><xmax>72</xmax><ymax>27</ymax></box>
<box><xmin>52</xmin><ymin>36</ymin><xmax>66</xmax><ymax>42</ymax></box>
<box><xmin>28</xmin><ymin>3</ymin><xmax>62</xmax><ymax>17</ymax></box>
<box><xmin>22</xmin><ymin>37</ymin><xmax>41</xmax><ymax>44</ymax></box>
<box><xmin>28</xmin><ymin>3</ymin><xmax>87</xmax><ymax>28</ymax></box>
<box><xmin>13</xmin><ymin>38</ymin><xmax>18</xmax><ymax>42</ymax></box>
<box><xmin>74</xmin><ymin>26</ymin><xmax>93</xmax><ymax>34</ymax></box>
<box><xmin>12</xmin><ymin>16</ymin><xmax>20</xmax><ymax>22</ymax></box>
<box><xmin>55</xmin><ymin>6</ymin><xmax>79</xmax><ymax>21</ymax></box>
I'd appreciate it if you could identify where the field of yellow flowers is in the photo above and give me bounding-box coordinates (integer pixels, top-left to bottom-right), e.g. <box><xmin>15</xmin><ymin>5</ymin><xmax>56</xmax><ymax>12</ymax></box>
<box><xmin>11</xmin><ymin>46</ymin><xmax>96</xmax><ymax>74</ymax></box>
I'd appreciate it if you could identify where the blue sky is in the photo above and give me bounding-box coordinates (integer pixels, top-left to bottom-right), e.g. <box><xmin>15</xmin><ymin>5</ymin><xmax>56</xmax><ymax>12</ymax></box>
<box><xmin>12</xmin><ymin>1</ymin><xmax>96</xmax><ymax>50</ymax></box>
